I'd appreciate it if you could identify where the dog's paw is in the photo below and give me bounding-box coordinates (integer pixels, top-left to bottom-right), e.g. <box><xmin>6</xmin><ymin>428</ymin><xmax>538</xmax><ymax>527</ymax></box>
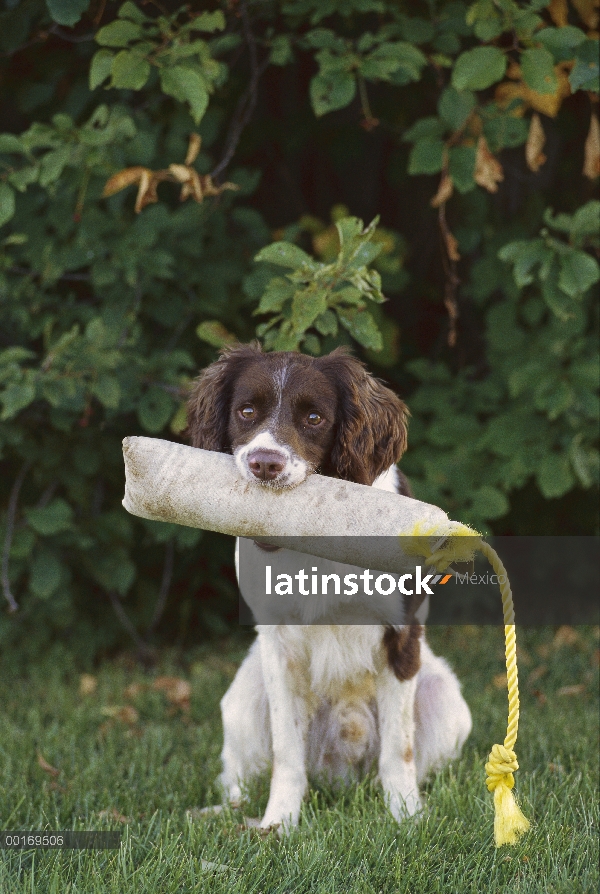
<box><xmin>387</xmin><ymin>789</ymin><xmax>422</xmax><ymax>822</ymax></box>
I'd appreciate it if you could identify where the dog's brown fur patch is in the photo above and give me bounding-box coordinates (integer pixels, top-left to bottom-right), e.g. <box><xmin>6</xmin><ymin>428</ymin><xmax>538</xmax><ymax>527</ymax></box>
<box><xmin>383</xmin><ymin>625</ymin><xmax>422</xmax><ymax>682</ymax></box>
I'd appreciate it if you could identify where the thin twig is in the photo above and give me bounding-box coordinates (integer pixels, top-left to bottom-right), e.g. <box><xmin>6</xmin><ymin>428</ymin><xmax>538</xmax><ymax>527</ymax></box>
<box><xmin>438</xmin><ymin>204</ymin><xmax>460</xmax><ymax>347</ymax></box>
<box><xmin>210</xmin><ymin>1</ymin><xmax>269</xmax><ymax>179</ymax></box>
<box><xmin>108</xmin><ymin>590</ymin><xmax>151</xmax><ymax>656</ymax></box>
<box><xmin>2</xmin><ymin>460</ymin><xmax>32</xmax><ymax>612</ymax></box>
<box><xmin>48</xmin><ymin>24</ymin><xmax>95</xmax><ymax>43</ymax></box>
<box><xmin>147</xmin><ymin>540</ymin><xmax>175</xmax><ymax>633</ymax></box>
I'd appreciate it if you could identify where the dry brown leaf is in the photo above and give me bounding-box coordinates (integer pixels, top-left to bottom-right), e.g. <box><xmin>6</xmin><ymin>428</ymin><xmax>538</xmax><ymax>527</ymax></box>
<box><xmin>185</xmin><ymin>133</ymin><xmax>202</xmax><ymax>166</ymax></box>
<box><xmin>474</xmin><ymin>136</ymin><xmax>504</xmax><ymax>192</ymax></box>
<box><xmin>556</xmin><ymin>683</ymin><xmax>586</xmax><ymax>696</ymax></box>
<box><xmin>583</xmin><ymin>112</ymin><xmax>600</xmax><ymax>179</ymax></box>
<box><xmin>493</xmin><ymin>672</ymin><xmax>508</xmax><ymax>689</ymax></box>
<box><xmin>101</xmin><ymin>704</ymin><xmax>139</xmax><ymax>724</ymax></box>
<box><xmin>98</xmin><ymin>808</ymin><xmax>131</xmax><ymax>823</ymax></box>
<box><xmin>553</xmin><ymin>625</ymin><xmax>579</xmax><ymax>648</ymax></box>
<box><xmin>495</xmin><ymin>64</ymin><xmax>572</xmax><ymax>118</ymax></box>
<box><xmin>37</xmin><ymin>751</ymin><xmax>60</xmax><ymax>777</ymax></box>
<box><xmin>526</xmin><ymin>113</ymin><xmax>547</xmax><ymax>172</ymax></box>
<box><xmin>102</xmin><ymin>166</ymin><xmax>148</xmax><ymax>197</ymax></box>
<box><xmin>79</xmin><ymin>673</ymin><xmax>97</xmax><ymax>696</ymax></box>
<box><xmin>571</xmin><ymin>0</ymin><xmax>599</xmax><ymax>29</ymax></box>
<box><xmin>153</xmin><ymin>676</ymin><xmax>192</xmax><ymax>709</ymax></box>
<box><xmin>548</xmin><ymin>0</ymin><xmax>569</xmax><ymax>26</ymax></box>
<box><xmin>123</xmin><ymin>682</ymin><xmax>145</xmax><ymax>700</ymax></box>
<box><xmin>528</xmin><ymin>664</ymin><xmax>548</xmax><ymax>684</ymax></box>
<box><xmin>531</xmin><ymin>688</ymin><xmax>548</xmax><ymax>705</ymax></box>
<box><xmin>547</xmin><ymin>761</ymin><xmax>564</xmax><ymax>773</ymax></box>
<box><xmin>430</xmin><ymin>172</ymin><xmax>454</xmax><ymax>208</ymax></box>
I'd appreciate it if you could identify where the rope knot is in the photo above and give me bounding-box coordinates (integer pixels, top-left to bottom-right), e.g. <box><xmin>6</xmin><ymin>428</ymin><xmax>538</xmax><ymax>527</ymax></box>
<box><xmin>485</xmin><ymin>743</ymin><xmax>518</xmax><ymax>792</ymax></box>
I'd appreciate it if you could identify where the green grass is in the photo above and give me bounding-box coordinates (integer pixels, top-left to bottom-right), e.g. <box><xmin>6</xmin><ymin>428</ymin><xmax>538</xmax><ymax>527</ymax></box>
<box><xmin>0</xmin><ymin>627</ymin><xmax>598</xmax><ymax>893</ymax></box>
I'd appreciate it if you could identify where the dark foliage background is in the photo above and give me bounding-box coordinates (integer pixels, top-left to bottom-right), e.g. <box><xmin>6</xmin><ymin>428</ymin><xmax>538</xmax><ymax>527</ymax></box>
<box><xmin>0</xmin><ymin>0</ymin><xmax>598</xmax><ymax>663</ymax></box>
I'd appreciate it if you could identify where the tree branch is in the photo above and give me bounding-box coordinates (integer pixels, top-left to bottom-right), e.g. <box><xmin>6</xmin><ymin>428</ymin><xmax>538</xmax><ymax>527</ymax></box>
<box><xmin>108</xmin><ymin>589</ymin><xmax>152</xmax><ymax>657</ymax></box>
<box><xmin>2</xmin><ymin>459</ymin><xmax>32</xmax><ymax>612</ymax></box>
<box><xmin>210</xmin><ymin>1</ymin><xmax>269</xmax><ymax>180</ymax></box>
<box><xmin>147</xmin><ymin>539</ymin><xmax>175</xmax><ymax>634</ymax></box>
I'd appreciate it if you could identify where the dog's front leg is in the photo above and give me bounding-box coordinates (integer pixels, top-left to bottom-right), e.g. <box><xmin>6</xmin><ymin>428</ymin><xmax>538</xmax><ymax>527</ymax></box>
<box><xmin>376</xmin><ymin>666</ymin><xmax>421</xmax><ymax>821</ymax></box>
<box><xmin>258</xmin><ymin>629</ymin><xmax>309</xmax><ymax>831</ymax></box>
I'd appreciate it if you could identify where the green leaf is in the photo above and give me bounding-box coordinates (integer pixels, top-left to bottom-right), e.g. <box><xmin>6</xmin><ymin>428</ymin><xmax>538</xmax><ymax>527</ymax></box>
<box><xmin>255</xmin><ymin>241</ymin><xmax>318</xmax><ymax>270</ymax></box>
<box><xmin>39</xmin><ymin>146</ymin><xmax>71</xmax><ymax>187</ymax></box>
<box><xmin>537</xmin><ymin>453</ymin><xmax>575</xmax><ymax>499</ymax></box>
<box><xmin>314</xmin><ymin>309</ymin><xmax>338</xmax><ymax>336</ymax></box>
<box><xmin>91</xmin><ymin>374</ymin><xmax>121</xmax><ymax>409</ymax></box>
<box><xmin>402</xmin><ymin>116</ymin><xmax>446</xmax><ymax>142</ymax></box>
<box><xmin>470</xmin><ymin>485</ymin><xmax>509</xmax><ymax>520</ymax></box>
<box><xmin>138</xmin><ymin>386</ymin><xmax>173</xmax><ymax>433</ymax></box>
<box><xmin>118</xmin><ymin>1</ymin><xmax>147</xmax><ymax>24</ymax></box>
<box><xmin>337</xmin><ymin>307</ymin><xmax>382</xmax><ymax>350</ymax></box>
<box><xmin>26</xmin><ymin>499</ymin><xmax>74</xmax><ymax>535</ymax></box>
<box><xmin>89</xmin><ymin>49</ymin><xmax>115</xmax><ymax>90</ymax></box>
<box><xmin>291</xmin><ymin>288</ymin><xmax>328</xmax><ymax>332</ymax></box>
<box><xmin>408</xmin><ymin>138</ymin><xmax>445</xmax><ymax>175</ymax></box>
<box><xmin>159</xmin><ymin>66</ymin><xmax>209</xmax><ymax>124</ymax></box>
<box><xmin>193</xmin><ymin>10</ymin><xmax>226</xmax><ymax>32</ymax></box>
<box><xmin>110</xmin><ymin>51</ymin><xmax>151</xmax><ymax>90</ymax></box>
<box><xmin>452</xmin><ymin>47</ymin><xmax>507</xmax><ymax>91</ymax></box>
<box><xmin>0</xmin><ymin>133</ymin><xmax>24</xmax><ymax>153</ymax></box>
<box><xmin>448</xmin><ymin>146</ymin><xmax>476</xmax><ymax>193</ymax></box>
<box><xmin>45</xmin><ymin>0</ymin><xmax>89</xmax><ymax>27</ymax></box>
<box><xmin>96</xmin><ymin>19</ymin><xmax>143</xmax><ymax>47</ymax></box>
<box><xmin>0</xmin><ymin>182</ymin><xmax>16</xmax><ymax>227</ymax></box>
<box><xmin>558</xmin><ymin>250</ymin><xmax>600</xmax><ymax>298</ymax></box>
<box><xmin>310</xmin><ymin>71</ymin><xmax>356</xmax><ymax>116</ymax></box>
<box><xmin>270</xmin><ymin>34</ymin><xmax>293</xmax><ymax>66</ymax></box>
<box><xmin>520</xmin><ymin>47</ymin><xmax>558</xmax><ymax>95</ymax></box>
<box><xmin>570</xmin><ymin>201</ymin><xmax>600</xmax><ymax>244</ymax></box>
<box><xmin>0</xmin><ymin>378</ymin><xmax>35</xmax><ymax>419</ymax></box>
<box><xmin>438</xmin><ymin>86</ymin><xmax>476</xmax><ymax>131</ymax></box>
<box><xmin>255</xmin><ymin>277</ymin><xmax>296</xmax><ymax>313</ymax></box>
<box><xmin>536</xmin><ymin>25</ymin><xmax>586</xmax><ymax>59</ymax></box>
<box><xmin>195</xmin><ymin>321</ymin><xmax>237</xmax><ymax>348</ymax></box>
<box><xmin>30</xmin><ymin>547</ymin><xmax>63</xmax><ymax>599</ymax></box>
<box><xmin>569</xmin><ymin>39</ymin><xmax>600</xmax><ymax>92</ymax></box>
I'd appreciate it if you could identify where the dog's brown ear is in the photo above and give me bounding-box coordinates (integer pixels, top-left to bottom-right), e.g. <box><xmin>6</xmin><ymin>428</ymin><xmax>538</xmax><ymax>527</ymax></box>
<box><xmin>186</xmin><ymin>342</ymin><xmax>262</xmax><ymax>452</ymax></box>
<box><xmin>317</xmin><ymin>348</ymin><xmax>409</xmax><ymax>486</ymax></box>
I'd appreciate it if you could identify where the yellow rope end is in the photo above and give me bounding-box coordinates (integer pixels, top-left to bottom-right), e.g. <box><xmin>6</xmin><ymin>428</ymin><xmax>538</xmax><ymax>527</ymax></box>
<box><xmin>492</xmin><ymin>782</ymin><xmax>531</xmax><ymax>847</ymax></box>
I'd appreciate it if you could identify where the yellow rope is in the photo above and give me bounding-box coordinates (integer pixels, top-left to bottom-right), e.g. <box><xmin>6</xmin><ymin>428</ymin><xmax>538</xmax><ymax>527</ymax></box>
<box><xmin>402</xmin><ymin>523</ymin><xmax>530</xmax><ymax>847</ymax></box>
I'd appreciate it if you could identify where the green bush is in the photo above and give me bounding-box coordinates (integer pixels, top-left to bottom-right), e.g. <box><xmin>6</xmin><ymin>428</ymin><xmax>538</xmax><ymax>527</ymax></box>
<box><xmin>0</xmin><ymin>0</ymin><xmax>598</xmax><ymax>658</ymax></box>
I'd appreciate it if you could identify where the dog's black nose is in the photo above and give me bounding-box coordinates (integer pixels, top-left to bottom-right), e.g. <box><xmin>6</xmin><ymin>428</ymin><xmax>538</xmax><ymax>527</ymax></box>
<box><xmin>247</xmin><ymin>450</ymin><xmax>286</xmax><ymax>481</ymax></box>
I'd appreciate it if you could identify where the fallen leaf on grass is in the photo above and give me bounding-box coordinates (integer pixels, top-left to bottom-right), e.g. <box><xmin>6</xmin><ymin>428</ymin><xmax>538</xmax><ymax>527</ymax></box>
<box><xmin>556</xmin><ymin>684</ymin><xmax>586</xmax><ymax>697</ymax></box>
<box><xmin>531</xmin><ymin>688</ymin><xmax>547</xmax><ymax>705</ymax></box>
<box><xmin>98</xmin><ymin>808</ymin><xmax>131</xmax><ymax>823</ymax></box>
<box><xmin>201</xmin><ymin>860</ymin><xmax>231</xmax><ymax>873</ymax></box>
<box><xmin>553</xmin><ymin>626</ymin><xmax>579</xmax><ymax>648</ymax></box>
<box><xmin>79</xmin><ymin>674</ymin><xmax>97</xmax><ymax>696</ymax></box>
<box><xmin>37</xmin><ymin>751</ymin><xmax>60</xmax><ymax>777</ymax></box>
<box><xmin>528</xmin><ymin>664</ymin><xmax>548</xmax><ymax>684</ymax></box>
<box><xmin>101</xmin><ymin>705</ymin><xmax>139</xmax><ymax>724</ymax></box>
<box><xmin>123</xmin><ymin>682</ymin><xmax>145</xmax><ymax>700</ymax></box>
<box><xmin>493</xmin><ymin>672</ymin><xmax>508</xmax><ymax>689</ymax></box>
<box><xmin>152</xmin><ymin>676</ymin><xmax>191</xmax><ymax>710</ymax></box>
<box><xmin>186</xmin><ymin>805</ymin><xmax>226</xmax><ymax>820</ymax></box>
<box><xmin>547</xmin><ymin>762</ymin><xmax>565</xmax><ymax>774</ymax></box>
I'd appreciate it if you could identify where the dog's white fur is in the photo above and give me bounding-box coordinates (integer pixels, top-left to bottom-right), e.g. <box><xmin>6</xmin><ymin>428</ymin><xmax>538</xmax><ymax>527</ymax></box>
<box><xmin>220</xmin><ymin>469</ymin><xmax>472</xmax><ymax>831</ymax></box>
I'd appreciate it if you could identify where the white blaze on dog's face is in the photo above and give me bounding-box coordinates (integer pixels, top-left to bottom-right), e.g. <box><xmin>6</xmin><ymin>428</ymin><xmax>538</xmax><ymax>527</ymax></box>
<box><xmin>227</xmin><ymin>355</ymin><xmax>339</xmax><ymax>488</ymax></box>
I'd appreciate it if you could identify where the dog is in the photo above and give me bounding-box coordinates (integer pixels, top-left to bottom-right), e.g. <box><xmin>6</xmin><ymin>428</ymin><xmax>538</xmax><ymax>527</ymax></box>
<box><xmin>187</xmin><ymin>342</ymin><xmax>472</xmax><ymax>830</ymax></box>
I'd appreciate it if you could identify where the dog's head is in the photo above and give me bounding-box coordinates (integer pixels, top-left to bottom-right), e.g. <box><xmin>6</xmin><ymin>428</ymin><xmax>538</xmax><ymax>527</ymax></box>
<box><xmin>186</xmin><ymin>342</ymin><xmax>409</xmax><ymax>488</ymax></box>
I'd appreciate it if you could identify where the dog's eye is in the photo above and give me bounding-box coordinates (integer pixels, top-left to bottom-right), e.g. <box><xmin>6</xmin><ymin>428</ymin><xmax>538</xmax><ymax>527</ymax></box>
<box><xmin>239</xmin><ymin>406</ymin><xmax>255</xmax><ymax>419</ymax></box>
<box><xmin>307</xmin><ymin>412</ymin><xmax>322</xmax><ymax>426</ymax></box>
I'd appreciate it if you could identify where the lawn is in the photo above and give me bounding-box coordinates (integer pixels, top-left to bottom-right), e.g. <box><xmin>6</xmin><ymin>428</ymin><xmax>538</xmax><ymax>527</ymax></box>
<box><xmin>0</xmin><ymin>626</ymin><xmax>598</xmax><ymax>893</ymax></box>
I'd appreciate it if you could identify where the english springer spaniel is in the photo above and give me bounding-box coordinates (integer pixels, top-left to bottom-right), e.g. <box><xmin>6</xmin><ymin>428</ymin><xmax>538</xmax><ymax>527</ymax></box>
<box><xmin>187</xmin><ymin>343</ymin><xmax>471</xmax><ymax>830</ymax></box>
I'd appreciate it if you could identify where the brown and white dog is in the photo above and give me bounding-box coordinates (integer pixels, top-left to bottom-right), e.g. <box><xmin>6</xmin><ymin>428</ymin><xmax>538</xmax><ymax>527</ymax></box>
<box><xmin>187</xmin><ymin>343</ymin><xmax>471</xmax><ymax>830</ymax></box>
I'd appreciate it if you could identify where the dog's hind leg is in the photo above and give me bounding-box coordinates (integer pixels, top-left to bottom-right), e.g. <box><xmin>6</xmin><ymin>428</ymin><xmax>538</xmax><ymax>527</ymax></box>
<box><xmin>219</xmin><ymin>639</ymin><xmax>271</xmax><ymax>806</ymax></box>
<box><xmin>414</xmin><ymin>639</ymin><xmax>472</xmax><ymax>783</ymax></box>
